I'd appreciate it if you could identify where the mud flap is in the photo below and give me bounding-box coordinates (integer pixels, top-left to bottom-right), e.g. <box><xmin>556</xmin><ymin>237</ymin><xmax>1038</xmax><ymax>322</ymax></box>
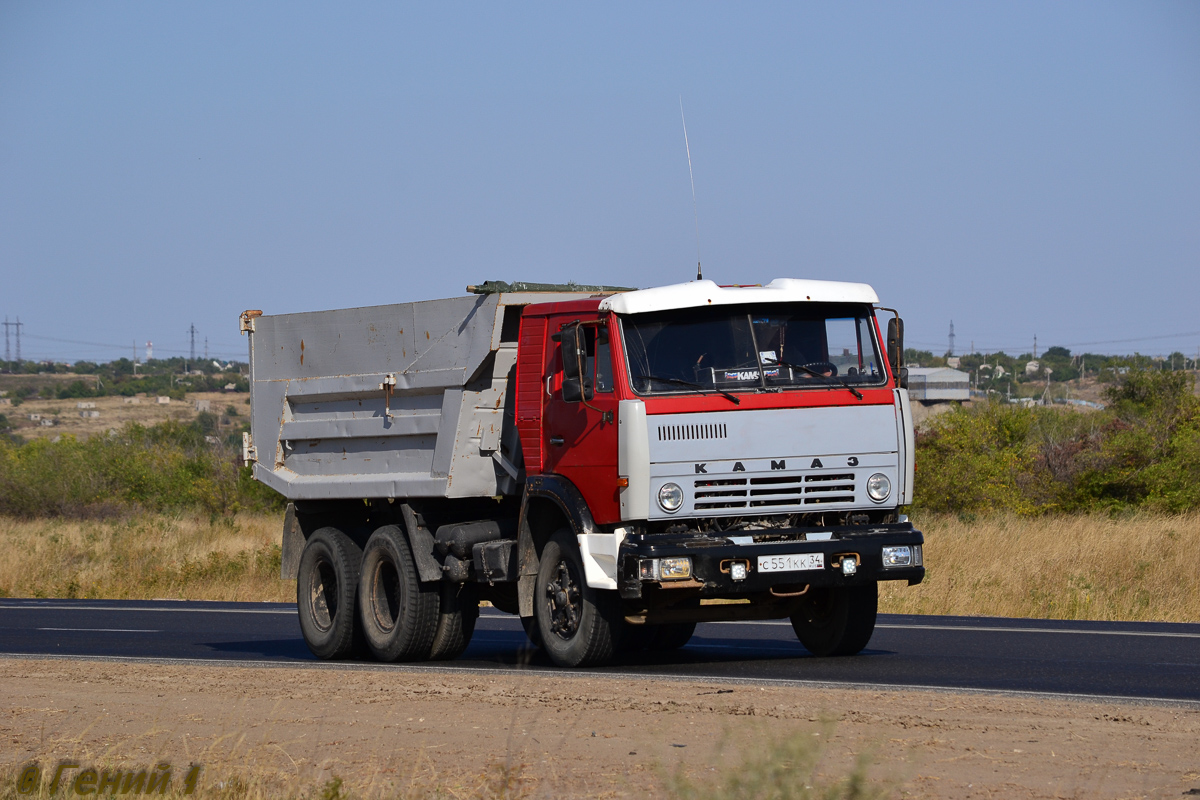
<box><xmin>400</xmin><ymin>503</ymin><xmax>445</xmax><ymax>583</ymax></box>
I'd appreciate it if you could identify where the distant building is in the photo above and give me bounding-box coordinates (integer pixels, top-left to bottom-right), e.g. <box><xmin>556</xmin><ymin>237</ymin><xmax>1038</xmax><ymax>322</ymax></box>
<box><xmin>79</xmin><ymin>410</ymin><xmax>101</xmax><ymax>418</ymax></box>
<box><xmin>27</xmin><ymin>413</ymin><xmax>41</xmax><ymax>421</ymax></box>
<box><xmin>223</xmin><ymin>383</ymin><xmax>237</xmax><ymax>392</ymax></box>
<box><xmin>906</xmin><ymin>367</ymin><xmax>970</xmax><ymax>402</ymax></box>
<box><xmin>1025</xmin><ymin>360</ymin><xmax>1041</xmax><ymax>376</ymax></box>
<box><xmin>123</xmin><ymin>397</ymin><xmax>141</xmax><ymax>405</ymax></box>
<box><xmin>946</xmin><ymin>357</ymin><xmax>961</xmax><ymax>369</ymax></box>
<box><xmin>195</xmin><ymin>400</ymin><xmax>211</xmax><ymax>412</ymax></box>
<box><xmin>76</xmin><ymin>401</ymin><xmax>96</xmax><ymax>409</ymax></box>
<box><xmin>156</xmin><ymin>396</ymin><xmax>171</xmax><ymax>405</ymax></box>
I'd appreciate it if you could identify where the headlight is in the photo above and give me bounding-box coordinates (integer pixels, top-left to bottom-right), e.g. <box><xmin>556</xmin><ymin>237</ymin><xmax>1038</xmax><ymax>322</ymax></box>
<box><xmin>866</xmin><ymin>473</ymin><xmax>891</xmax><ymax>502</ymax></box>
<box><xmin>658</xmin><ymin>482</ymin><xmax>684</xmax><ymax>512</ymax></box>
<box><xmin>639</xmin><ymin>557</ymin><xmax>692</xmax><ymax>581</ymax></box>
<box><xmin>882</xmin><ymin>545</ymin><xmax>912</xmax><ymax>567</ymax></box>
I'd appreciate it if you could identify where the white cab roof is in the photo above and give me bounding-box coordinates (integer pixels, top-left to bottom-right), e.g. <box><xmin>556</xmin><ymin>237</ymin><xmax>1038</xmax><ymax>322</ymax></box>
<box><xmin>599</xmin><ymin>278</ymin><xmax>879</xmax><ymax>315</ymax></box>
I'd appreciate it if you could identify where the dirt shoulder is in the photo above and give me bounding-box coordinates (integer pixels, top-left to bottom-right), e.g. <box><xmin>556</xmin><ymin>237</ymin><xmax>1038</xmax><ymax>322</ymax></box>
<box><xmin>3</xmin><ymin>658</ymin><xmax>1198</xmax><ymax>799</ymax></box>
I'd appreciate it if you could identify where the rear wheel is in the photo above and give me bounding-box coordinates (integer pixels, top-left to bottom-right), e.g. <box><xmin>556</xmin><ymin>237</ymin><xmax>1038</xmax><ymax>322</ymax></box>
<box><xmin>790</xmin><ymin>583</ymin><xmax>878</xmax><ymax>657</ymax></box>
<box><xmin>535</xmin><ymin>529</ymin><xmax>622</xmax><ymax>667</ymax></box>
<box><xmin>428</xmin><ymin>582</ymin><xmax>479</xmax><ymax>661</ymax></box>
<box><xmin>296</xmin><ymin>527</ymin><xmax>362</xmax><ymax>660</ymax></box>
<box><xmin>358</xmin><ymin>525</ymin><xmax>440</xmax><ymax>662</ymax></box>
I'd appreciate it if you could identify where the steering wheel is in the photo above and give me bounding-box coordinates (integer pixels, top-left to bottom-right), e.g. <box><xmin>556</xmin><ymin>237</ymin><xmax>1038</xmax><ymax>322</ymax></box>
<box><xmin>799</xmin><ymin>361</ymin><xmax>838</xmax><ymax>377</ymax></box>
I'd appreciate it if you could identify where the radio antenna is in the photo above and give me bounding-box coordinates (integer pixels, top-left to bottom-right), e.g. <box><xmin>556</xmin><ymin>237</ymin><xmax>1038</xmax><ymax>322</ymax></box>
<box><xmin>679</xmin><ymin>97</ymin><xmax>702</xmax><ymax>281</ymax></box>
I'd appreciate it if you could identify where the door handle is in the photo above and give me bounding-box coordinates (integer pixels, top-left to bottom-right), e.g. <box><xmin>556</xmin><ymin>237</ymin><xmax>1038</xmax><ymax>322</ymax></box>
<box><xmin>549</xmin><ymin>436</ymin><xmax>564</xmax><ymax>446</ymax></box>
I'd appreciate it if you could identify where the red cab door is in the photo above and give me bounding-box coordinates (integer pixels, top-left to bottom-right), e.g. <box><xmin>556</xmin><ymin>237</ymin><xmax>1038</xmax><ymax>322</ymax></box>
<box><xmin>542</xmin><ymin>314</ymin><xmax>621</xmax><ymax>525</ymax></box>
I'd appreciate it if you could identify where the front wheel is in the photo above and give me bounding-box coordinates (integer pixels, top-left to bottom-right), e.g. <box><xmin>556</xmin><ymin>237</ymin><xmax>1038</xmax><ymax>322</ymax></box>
<box><xmin>790</xmin><ymin>583</ymin><xmax>878</xmax><ymax>657</ymax></box>
<box><xmin>535</xmin><ymin>529</ymin><xmax>622</xmax><ymax>667</ymax></box>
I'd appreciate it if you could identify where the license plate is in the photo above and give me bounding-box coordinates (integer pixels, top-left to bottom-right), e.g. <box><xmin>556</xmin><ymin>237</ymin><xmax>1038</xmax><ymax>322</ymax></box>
<box><xmin>757</xmin><ymin>553</ymin><xmax>825</xmax><ymax>573</ymax></box>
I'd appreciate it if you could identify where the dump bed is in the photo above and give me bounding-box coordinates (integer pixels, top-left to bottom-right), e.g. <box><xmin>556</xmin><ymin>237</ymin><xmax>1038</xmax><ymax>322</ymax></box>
<box><xmin>244</xmin><ymin>290</ymin><xmax>594</xmax><ymax>501</ymax></box>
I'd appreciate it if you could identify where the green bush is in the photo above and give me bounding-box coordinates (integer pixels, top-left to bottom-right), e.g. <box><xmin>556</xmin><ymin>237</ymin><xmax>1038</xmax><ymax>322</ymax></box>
<box><xmin>0</xmin><ymin>421</ymin><xmax>284</xmax><ymax>518</ymax></box>
<box><xmin>914</xmin><ymin>370</ymin><xmax>1200</xmax><ymax>515</ymax></box>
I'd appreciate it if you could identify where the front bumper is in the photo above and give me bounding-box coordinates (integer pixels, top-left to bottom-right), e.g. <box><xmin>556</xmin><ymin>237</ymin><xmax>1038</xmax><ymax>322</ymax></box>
<box><xmin>617</xmin><ymin>522</ymin><xmax>924</xmax><ymax>600</ymax></box>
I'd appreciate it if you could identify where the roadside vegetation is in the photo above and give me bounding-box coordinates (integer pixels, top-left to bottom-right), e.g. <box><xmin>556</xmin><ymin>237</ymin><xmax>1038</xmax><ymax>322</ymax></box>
<box><xmin>0</xmin><ymin>369</ymin><xmax>1197</xmax><ymax>622</ymax></box>
<box><xmin>878</xmin><ymin>512</ymin><xmax>1200</xmax><ymax>622</ymax></box>
<box><xmin>0</xmin><ymin>420</ymin><xmax>280</xmax><ymax>518</ymax></box>
<box><xmin>0</xmin><ymin>723</ymin><xmax>891</xmax><ymax>800</ymax></box>
<box><xmin>0</xmin><ymin>513</ymin><xmax>288</xmax><ymax>602</ymax></box>
<box><xmin>913</xmin><ymin>369</ymin><xmax>1200</xmax><ymax>515</ymax></box>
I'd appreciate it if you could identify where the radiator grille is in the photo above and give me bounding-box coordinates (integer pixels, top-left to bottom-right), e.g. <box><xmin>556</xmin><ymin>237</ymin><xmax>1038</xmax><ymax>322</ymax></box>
<box><xmin>658</xmin><ymin>423</ymin><xmax>728</xmax><ymax>442</ymax></box>
<box><xmin>693</xmin><ymin>473</ymin><xmax>857</xmax><ymax>510</ymax></box>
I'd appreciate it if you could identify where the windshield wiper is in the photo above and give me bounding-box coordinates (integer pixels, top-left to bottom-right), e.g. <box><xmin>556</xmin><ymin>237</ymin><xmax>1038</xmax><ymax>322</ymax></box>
<box><xmin>635</xmin><ymin>374</ymin><xmax>741</xmax><ymax>405</ymax></box>
<box><xmin>769</xmin><ymin>359</ymin><xmax>865</xmax><ymax>401</ymax></box>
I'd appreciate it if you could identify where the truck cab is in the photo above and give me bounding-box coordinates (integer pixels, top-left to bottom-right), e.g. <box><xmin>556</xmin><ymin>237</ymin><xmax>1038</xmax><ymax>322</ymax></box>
<box><xmin>510</xmin><ymin>279</ymin><xmax>922</xmax><ymax>665</ymax></box>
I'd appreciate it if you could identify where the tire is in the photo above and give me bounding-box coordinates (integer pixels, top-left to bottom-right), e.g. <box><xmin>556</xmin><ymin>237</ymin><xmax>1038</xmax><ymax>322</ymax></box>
<box><xmin>622</xmin><ymin>597</ymin><xmax>697</xmax><ymax>653</ymax></box>
<box><xmin>296</xmin><ymin>527</ymin><xmax>363</xmax><ymax>660</ymax></box>
<box><xmin>651</xmin><ymin>622</ymin><xmax>697</xmax><ymax>651</ymax></box>
<box><xmin>428</xmin><ymin>582</ymin><xmax>479</xmax><ymax>661</ymax></box>
<box><xmin>535</xmin><ymin>529</ymin><xmax>622</xmax><ymax>667</ymax></box>
<box><xmin>620</xmin><ymin>622</ymin><xmax>694</xmax><ymax>653</ymax></box>
<box><xmin>790</xmin><ymin>582</ymin><xmax>878</xmax><ymax>657</ymax></box>
<box><xmin>520</xmin><ymin>615</ymin><xmax>543</xmax><ymax>649</ymax></box>
<box><xmin>358</xmin><ymin>525</ymin><xmax>440</xmax><ymax>662</ymax></box>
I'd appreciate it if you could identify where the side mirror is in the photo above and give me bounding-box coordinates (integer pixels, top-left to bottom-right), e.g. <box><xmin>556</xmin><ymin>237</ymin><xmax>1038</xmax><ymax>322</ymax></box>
<box><xmin>560</xmin><ymin>324</ymin><xmax>592</xmax><ymax>403</ymax></box>
<box><xmin>887</xmin><ymin>317</ymin><xmax>904</xmax><ymax>385</ymax></box>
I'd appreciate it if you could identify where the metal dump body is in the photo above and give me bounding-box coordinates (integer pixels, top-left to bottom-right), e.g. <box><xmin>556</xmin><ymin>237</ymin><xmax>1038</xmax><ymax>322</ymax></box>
<box><xmin>246</xmin><ymin>291</ymin><xmax>594</xmax><ymax>501</ymax></box>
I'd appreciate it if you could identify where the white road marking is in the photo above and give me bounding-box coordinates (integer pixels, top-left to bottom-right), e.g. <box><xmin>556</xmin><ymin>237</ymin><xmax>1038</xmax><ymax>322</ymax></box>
<box><xmin>38</xmin><ymin>628</ymin><xmax>161</xmax><ymax>633</ymax></box>
<box><xmin>681</xmin><ymin>618</ymin><xmax>1200</xmax><ymax>639</ymax></box>
<box><xmin>7</xmin><ymin>604</ymin><xmax>1200</xmax><ymax>639</ymax></box>
<box><xmin>0</xmin><ymin>605</ymin><xmax>294</xmax><ymax>615</ymax></box>
<box><xmin>875</xmin><ymin>623</ymin><xmax>1200</xmax><ymax>640</ymax></box>
<box><xmin>480</xmin><ymin>610</ymin><xmax>1200</xmax><ymax>639</ymax></box>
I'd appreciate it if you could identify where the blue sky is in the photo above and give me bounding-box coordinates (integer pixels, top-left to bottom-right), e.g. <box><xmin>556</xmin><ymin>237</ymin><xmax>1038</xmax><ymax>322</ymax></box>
<box><xmin>2</xmin><ymin>2</ymin><xmax>1198</xmax><ymax>363</ymax></box>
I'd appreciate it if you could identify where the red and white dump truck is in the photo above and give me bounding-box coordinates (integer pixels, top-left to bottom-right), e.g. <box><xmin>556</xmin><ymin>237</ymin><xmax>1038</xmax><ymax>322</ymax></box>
<box><xmin>242</xmin><ymin>278</ymin><xmax>923</xmax><ymax>667</ymax></box>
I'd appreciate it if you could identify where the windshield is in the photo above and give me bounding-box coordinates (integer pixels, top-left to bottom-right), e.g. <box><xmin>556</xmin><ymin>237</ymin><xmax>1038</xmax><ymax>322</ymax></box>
<box><xmin>621</xmin><ymin>303</ymin><xmax>886</xmax><ymax>395</ymax></box>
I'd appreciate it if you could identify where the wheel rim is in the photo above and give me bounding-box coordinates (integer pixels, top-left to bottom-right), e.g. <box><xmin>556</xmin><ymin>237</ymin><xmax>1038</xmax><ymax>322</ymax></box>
<box><xmin>308</xmin><ymin>558</ymin><xmax>337</xmax><ymax>633</ymax></box>
<box><xmin>545</xmin><ymin>559</ymin><xmax>582</xmax><ymax>640</ymax></box>
<box><xmin>370</xmin><ymin>557</ymin><xmax>401</xmax><ymax>633</ymax></box>
<box><xmin>798</xmin><ymin>588</ymin><xmax>837</xmax><ymax>628</ymax></box>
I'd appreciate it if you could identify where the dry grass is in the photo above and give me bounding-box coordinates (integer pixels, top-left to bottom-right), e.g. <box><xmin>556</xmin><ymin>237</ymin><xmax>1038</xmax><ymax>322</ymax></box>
<box><xmin>4</xmin><ymin>511</ymin><xmax>1199</xmax><ymax>622</ymax></box>
<box><xmin>0</xmin><ymin>513</ymin><xmax>292</xmax><ymax>602</ymax></box>
<box><xmin>880</xmin><ymin>512</ymin><xmax>1200</xmax><ymax>622</ymax></box>
<box><xmin>0</xmin><ymin>716</ymin><xmax>881</xmax><ymax>800</ymax></box>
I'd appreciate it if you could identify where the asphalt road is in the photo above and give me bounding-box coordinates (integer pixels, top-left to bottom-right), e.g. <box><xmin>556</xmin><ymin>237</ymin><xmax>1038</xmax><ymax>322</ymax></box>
<box><xmin>2</xmin><ymin>599</ymin><xmax>1198</xmax><ymax>704</ymax></box>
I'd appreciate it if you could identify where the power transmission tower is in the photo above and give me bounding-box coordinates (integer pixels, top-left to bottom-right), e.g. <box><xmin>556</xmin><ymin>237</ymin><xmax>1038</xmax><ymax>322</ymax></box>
<box><xmin>13</xmin><ymin>317</ymin><xmax>21</xmax><ymax>366</ymax></box>
<box><xmin>3</xmin><ymin>316</ymin><xmax>10</xmax><ymax>367</ymax></box>
<box><xmin>948</xmin><ymin>321</ymin><xmax>956</xmax><ymax>357</ymax></box>
<box><xmin>189</xmin><ymin>324</ymin><xmax>197</xmax><ymax>363</ymax></box>
<box><xmin>204</xmin><ymin>337</ymin><xmax>208</xmax><ymax>361</ymax></box>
